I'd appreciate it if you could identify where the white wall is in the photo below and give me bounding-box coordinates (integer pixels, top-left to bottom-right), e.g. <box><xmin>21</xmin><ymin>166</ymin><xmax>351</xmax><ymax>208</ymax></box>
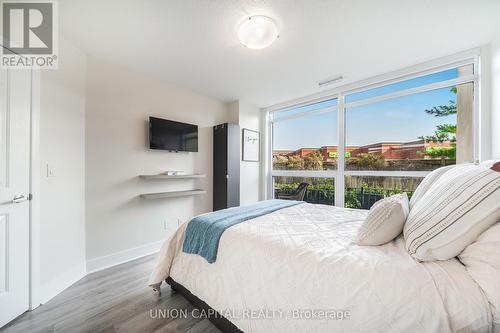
<box><xmin>226</xmin><ymin>100</ymin><xmax>263</xmax><ymax>205</ymax></box>
<box><xmin>85</xmin><ymin>58</ymin><xmax>228</xmax><ymax>272</ymax></box>
<box><xmin>39</xmin><ymin>37</ymin><xmax>87</xmax><ymax>303</ymax></box>
<box><xmin>227</xmin><ymin>101</ymin><xmax>239</xmax><ymax>124</ymax></box>
<box><xmin>491</xmin><ymin>34</ymin><xmax>500</xmax><ymax>159</ymax></box>
<box><xmin>238</xmin><ymin>101</ymin><xmax>262</xmax><ymax>205</ymax></box>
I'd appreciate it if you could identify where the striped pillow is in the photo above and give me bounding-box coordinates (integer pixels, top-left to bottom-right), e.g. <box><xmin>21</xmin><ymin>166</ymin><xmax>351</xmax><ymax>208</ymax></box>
<box><xmin>409</xmin><ymin>165</ymin><xmax>454</xmax><ymax>209</ymax></box>
<box><xmin>404</xmin><ymin>163</ymin><xmax>500</xmax><ymax>261</ymax></box>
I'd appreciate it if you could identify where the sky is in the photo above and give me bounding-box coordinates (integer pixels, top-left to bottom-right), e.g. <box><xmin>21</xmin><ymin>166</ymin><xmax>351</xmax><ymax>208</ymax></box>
<box><xmin>273</xmin><ymin>68</ymin><xmax>468</xmax><ymax>151</ymax></box>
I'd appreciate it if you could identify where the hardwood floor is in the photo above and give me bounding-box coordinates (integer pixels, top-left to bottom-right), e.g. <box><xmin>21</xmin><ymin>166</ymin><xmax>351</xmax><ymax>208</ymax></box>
<box><xmin>1</xmin><ymin>255</ymin><xmax>221</xmax><ymax>333</ymax></box>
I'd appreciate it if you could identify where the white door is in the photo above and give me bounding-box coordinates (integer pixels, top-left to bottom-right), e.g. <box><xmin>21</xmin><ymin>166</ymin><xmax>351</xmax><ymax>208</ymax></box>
<box><xmin>0</xmin><ymin>69</ymin><xmax>32</xmax><ymax>327</ymax></box>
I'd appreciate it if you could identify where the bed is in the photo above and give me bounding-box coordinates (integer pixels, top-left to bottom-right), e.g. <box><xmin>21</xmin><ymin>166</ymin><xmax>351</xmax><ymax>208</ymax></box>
<box><xmin>149</xmin><ymin>203</ymin><xmax>494</xmax><ymax>333</ymax></box>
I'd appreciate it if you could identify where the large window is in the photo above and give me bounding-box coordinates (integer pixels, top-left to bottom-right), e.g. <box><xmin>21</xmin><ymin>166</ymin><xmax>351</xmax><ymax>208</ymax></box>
<box><xmin>273</xmin><ymin>106</ymin><xmax>337</xmax><ymax>171</ymax></box>
<box><xmin>346</xmin><ymin>82</ymin><xmax>473</xmax><ymax>171</ymax></box>
<box><xmin>270</xmin><ymin>58</ymin><xmax>477</xmax><ymax>209</ymax></box>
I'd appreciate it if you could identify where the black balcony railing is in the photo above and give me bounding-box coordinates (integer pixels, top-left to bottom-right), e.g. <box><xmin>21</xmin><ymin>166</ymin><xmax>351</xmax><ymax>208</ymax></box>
<box><xmin>275</xmin><ymin>188</ymin><xmax>334</xmax><ymax>205</ymax></box>
<box><xmin>275</xmin><ymin>187</ymin><xmax>414</xmax><ymax>210</ymax></box>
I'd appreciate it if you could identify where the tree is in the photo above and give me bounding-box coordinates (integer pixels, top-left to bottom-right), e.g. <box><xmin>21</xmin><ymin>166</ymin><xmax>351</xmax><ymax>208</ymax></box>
<box><xmin>419</xmin><ymin>123</ymin><xmax>456</xmax><ymax>143</ymax></box>
<box><xmin>303</xmin><ymin>151</ymin><xmax>323</xmax><ymax>170</ymax></box>
<box><xmin>272</xmin><ymin>156</ymin><xmax>289</xmax><ymax>170</ymax></box>
<box><xmin>419</xmin><ymin>86</ymin><xmax>457</xmax><ymax>161</ymax></box>
<box><xmin>436</xmin><ymin>124</ymin><xmax>457</xmax><ymax>136</ymax></box>
<box><xmin>420</xmin><ymin>145</ymin><xmax>456</xmax><ymax>166</ymax></box>
<box><xmin>424</xmin><ymin>86</ymin><xmax>457</xmax><ymax>117</ymax></box>
<box><xmin>286</xmin><ymin>155</ymin><xmax>305</xmax><ymax>170</ymax></box>
<box><xmin>352</xmin><ymin>153</ymin><xmax>386</xmax><ymax>170</ymax></box>
<box><xmin>424</xmin><ymin>102</ymin><xmax>456</xmax><ymax>117</ymax></box>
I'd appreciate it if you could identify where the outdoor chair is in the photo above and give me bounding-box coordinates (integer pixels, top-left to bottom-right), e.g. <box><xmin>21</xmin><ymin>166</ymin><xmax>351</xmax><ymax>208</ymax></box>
<box><xmin>277</xmin><ymin>182</ymin><xmax>310</xmax><ymax>201</ymax></box>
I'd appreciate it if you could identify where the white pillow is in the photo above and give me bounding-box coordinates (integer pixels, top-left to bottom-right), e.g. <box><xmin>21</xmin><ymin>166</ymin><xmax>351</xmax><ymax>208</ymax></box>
<box><xmin>480</xmin><ymin>160</ymin><xmax>498</xmax><ymax>168</ymax></box>
<box><xmin>404</xmin><ymin>163</ymin><xmax>500</xmax><ymax>261</ymax></box>
<box><xmin>459</xmin><ymin>223</ymin><xmax>500</xmax><ymax>326</ymax></box>
<box><xmin>409</xmin><ymin>165</ymin><xmax>454</xmax><ymax>209</ymax></box>
<box><xmin>357</xmin><ymin>193</ymin><xmax>409</xmax><ymax>246</ymax></box>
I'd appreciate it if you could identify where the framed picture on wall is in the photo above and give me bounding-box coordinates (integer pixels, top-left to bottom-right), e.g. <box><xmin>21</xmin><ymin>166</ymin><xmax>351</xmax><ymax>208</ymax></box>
<box><xmin>242</xmin><ymin>128</ymin><xmax>260</xmax><ymax>162</ymax></box>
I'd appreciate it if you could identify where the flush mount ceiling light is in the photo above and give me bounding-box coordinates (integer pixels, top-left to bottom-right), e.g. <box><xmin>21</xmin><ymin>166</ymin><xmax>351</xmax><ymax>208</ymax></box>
<box><xmin>238</xmin><ymin>15</ymin><xmax>279</xmax><ymax>50</ymax></box>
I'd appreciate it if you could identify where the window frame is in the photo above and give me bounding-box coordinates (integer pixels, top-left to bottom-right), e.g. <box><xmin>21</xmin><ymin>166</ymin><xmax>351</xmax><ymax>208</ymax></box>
<box><xmin>267</xmin><ymin>51</ymin><xmax>480</xmax><ymax>207</ymax></box>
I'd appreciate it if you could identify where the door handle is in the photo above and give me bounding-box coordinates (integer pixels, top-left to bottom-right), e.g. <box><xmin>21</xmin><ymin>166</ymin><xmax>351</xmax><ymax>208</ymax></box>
<box><xmin>12</xmin><ymin>194</ymin><xmax>31</xmax><ymax>204</ymax></box>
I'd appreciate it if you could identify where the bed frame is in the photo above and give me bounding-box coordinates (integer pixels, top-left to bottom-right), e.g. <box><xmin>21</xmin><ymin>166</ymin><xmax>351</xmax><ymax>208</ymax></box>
<box><xmin>166</xmin><ymin>277</ymin><xmax>244</xmax><ymax>333</ymax></box>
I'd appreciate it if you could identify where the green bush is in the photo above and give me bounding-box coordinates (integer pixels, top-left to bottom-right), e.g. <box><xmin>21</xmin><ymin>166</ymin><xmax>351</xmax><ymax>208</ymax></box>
<box><xmin>345</xmin><ymin>190</ymin><xmax>361</xmax><ymax>208</ymax></box>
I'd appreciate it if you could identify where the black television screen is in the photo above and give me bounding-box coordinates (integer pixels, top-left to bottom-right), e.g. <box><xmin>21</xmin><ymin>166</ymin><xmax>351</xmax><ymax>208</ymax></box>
<box><xmin>149</xmin><ymin>117</ymin><xmax>198</xmax><ymax>152</ymax></box>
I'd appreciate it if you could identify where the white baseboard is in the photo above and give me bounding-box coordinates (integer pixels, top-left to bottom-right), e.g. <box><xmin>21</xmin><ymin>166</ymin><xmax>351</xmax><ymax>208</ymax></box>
<box><xmin>38</xmin><ymin>241</ymin><xmax>164</xmax><ymax>305</ymax></box>
<box><xmin>86</xmin><ymin>240</ymin><xmax>164</xmax><ymax>274</ymax></box>
<box><xmin>40</xmin><ymin>263</ymin><xmax>86</xmax><ymax>304</ymax></box>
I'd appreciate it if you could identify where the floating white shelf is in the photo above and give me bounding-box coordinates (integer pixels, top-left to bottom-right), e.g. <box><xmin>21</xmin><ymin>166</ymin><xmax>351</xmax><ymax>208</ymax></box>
<box><xmin>139</xmin><ymin>174</ymin><xmax>206</xmax><ymax>180</ymax></box>
<box><xmin>140</xmin><ymin>189</ymin><xmax>206</xmax><ymax>200</ymax></box>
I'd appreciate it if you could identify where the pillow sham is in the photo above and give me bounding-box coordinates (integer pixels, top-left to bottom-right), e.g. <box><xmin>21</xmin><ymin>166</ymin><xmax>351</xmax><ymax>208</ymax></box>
<box><xmin>480</xmin><ymin>159</ymin><xmax>498</xmax><ymax>168</ymax></box>
<box><xmin>357</xmin><ymin>193</ymin><xmax>409</xmax><ymax>246</ymax></box>
<box><xmin>404</xmin><ymin>163</ymin><xmax>500</xmax><ymax>261</ymax></box>
<box><xmin>459</xmin><ymin>222</ymin><xmax>500</xmax><ymax>326</ymax></box>
<box><xmin>409</xmin><ymin>165</ymin><xmax>454</xmax><ymax>209</ymax></box>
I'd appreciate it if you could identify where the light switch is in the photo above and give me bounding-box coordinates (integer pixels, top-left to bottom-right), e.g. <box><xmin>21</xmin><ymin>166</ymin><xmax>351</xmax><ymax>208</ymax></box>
<box><xmin>46</xmin><ymin>164</ymin><xmax>55</xmax><ymax>177</ymax></box>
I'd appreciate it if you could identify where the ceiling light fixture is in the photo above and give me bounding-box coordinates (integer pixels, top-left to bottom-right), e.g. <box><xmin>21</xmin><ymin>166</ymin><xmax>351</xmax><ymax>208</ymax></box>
<box><xmin>237</xmin><ymin>15</ymin><xmax>279</xmax><ymax>50</ymax></box>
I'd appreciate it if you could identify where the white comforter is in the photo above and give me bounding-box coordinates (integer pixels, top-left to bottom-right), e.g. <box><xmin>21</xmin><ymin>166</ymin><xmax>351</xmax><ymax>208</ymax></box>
<box><xmin>149</xmin><ymin>203</ymin><xmax>492</xmax><ymax>333</ymax></box>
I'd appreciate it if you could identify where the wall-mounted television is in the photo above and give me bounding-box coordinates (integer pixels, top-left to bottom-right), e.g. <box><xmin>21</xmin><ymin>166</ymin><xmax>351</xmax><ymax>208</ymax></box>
<box><xmin>149</xmin><ymin>117</ymin><xmax>198</xmax><ymax>152</ymax></box>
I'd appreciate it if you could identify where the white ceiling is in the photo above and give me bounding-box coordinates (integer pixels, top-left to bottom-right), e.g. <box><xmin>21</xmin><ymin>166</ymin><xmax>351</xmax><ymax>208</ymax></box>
<box><xmin>60</xmin><ymin>0</ymin><xmax>500</xmax><ymax>107</ymax></box>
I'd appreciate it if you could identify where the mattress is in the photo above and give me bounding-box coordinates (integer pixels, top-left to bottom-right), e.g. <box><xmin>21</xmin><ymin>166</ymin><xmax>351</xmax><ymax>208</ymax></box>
<box><xmin>149</xmin><ymin>203</ymin><xmax>493</xmax><ymax>333</ymax></box>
